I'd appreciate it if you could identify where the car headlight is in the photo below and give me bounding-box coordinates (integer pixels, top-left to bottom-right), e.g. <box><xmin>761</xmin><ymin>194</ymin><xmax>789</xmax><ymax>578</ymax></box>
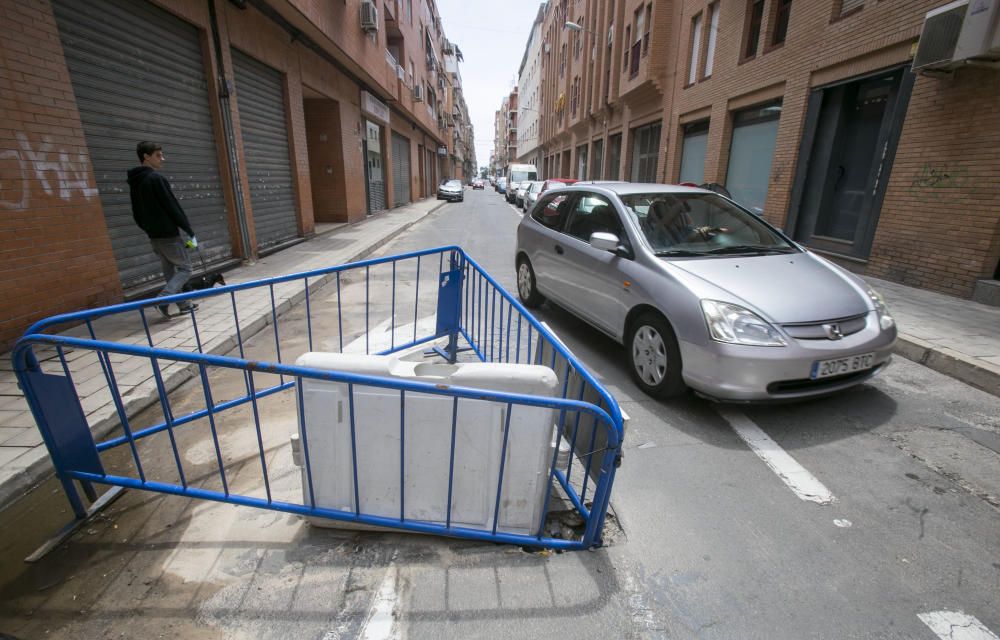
<box><xmin>867</xmin><ymin>288</ymin><xmax>895</xmax><ymax>331</ymax></box>
<box><xmin>700</xmin><ymin>300</ymin><xmax>786</xmax><ymax>347</ymax></box>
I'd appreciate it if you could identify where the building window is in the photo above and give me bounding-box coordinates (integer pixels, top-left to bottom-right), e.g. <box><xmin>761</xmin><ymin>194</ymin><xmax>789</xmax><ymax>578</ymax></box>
<box><xmin>560</xmin><ymin>43</ymin><xmax>567</xmax><ymax>77</ymax></box>
<box><xmin>687</xmin><ymin>12</ymin><xmax>703</xmax><ymax>86</ymax></box>
<box><xmin>642</xmin><ymin>4</ymin><xmax>652</xmax><ymax>56</ymax></box>
<box><xmin>623</xmin><ymin>26</ymin><xmax>631</xmax><ymax>71</ymax></box>
<box><xmin>678</xmin><ymin>120</ymin><xmax>709</xmax><ymax>184</ymax></box>
<box><xmin>704</xmin><ymin>3</ymin><xmax>719</xmax><ymax>78</ymax></box>
<box><xmin>771</xmin><ymin>0</ymin><xmax>792</xmax><ymax>46</ymax></box>
<box><xmin>838</xmin><ymin>0</ymin><xmax>864</xmax><ymax>18</ymax></box>
<box><xmin>726</xmin><ymin>101</ymin><xmax>782</xmax><ymax>214</ymax></box>
<box><xmin>631</xmin><ymin>121</ymin><xmax>661</xmax><ymax>182</ymax></box>
<box><xmin>576</xmin><ymin>144</ymin><xmax>588</xmax><ymax>180</ymax></box>
<box><xmin>575</xmin><ymin>15</ymin><xmax>583</xmax><ymax>59</ymax></box>
<box><xmin>607</xmin><ymin>133</ymin><xmax>622</xmax><ymax>180</ymax></box>
<box><xmin>743</xmin><ymin>0</ymin><xmax>765</xmax><ymax>60</ymax></box>
<box><xmin>591</xmin><ymin>138</ymin><xmax>604</xmax><ymax>179</ymax></box>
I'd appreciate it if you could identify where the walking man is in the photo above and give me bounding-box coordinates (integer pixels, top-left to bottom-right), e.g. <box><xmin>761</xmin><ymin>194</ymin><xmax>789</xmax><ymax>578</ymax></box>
<box><xmin>128</xmin><ymin>141</ymin><xmax>198</xmax><ymax>318</ymax></box>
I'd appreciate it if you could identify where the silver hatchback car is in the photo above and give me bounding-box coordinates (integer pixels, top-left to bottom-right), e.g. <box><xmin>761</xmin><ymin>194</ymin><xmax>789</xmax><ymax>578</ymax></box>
<box><xmin>514</xmin><ymin>183</ymin><xmax>897</xmax><ymax>402</ymax></box>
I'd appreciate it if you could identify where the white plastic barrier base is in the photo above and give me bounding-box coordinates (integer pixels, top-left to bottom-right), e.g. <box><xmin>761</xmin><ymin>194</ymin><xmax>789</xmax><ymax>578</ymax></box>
<box><xmin>292</xmin><ymin>353</ymin><xmax>559</xmax><ymax>536</ymax></box>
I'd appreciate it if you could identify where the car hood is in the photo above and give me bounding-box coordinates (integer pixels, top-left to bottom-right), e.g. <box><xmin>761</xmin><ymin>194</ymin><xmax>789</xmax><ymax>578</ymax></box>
<box><xmin>668</xmin><ymin>252</ymin><xmax>870</xmax><ymax>323</ymax></box>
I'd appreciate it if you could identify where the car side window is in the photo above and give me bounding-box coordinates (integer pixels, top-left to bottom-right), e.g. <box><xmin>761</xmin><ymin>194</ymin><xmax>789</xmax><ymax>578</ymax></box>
<box><xmin>531</xmin><ymin>194</ymin><xmax>573</xmax><ymax>230</ymax></box>
<box><xmin>563</xmin><ymin>193</ymin><xmax>626</xmax><ymax>244</ymax></box>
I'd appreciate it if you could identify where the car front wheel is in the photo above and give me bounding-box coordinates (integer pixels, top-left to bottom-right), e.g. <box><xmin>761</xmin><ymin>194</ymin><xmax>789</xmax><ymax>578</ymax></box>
<box><xmin>627</xmin><ymin>312</ymin><xmax>686</xmax><ymax>398</ymax></box>
<box><xmin>516</xmin><ymin>257</ymin><xmax>544</xmax><ymax>308</ymax></box>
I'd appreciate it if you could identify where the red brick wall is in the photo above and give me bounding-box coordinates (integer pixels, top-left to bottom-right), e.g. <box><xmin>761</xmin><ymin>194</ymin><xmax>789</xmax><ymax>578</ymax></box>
<box><xmin>869</xmin><ymin>68</ymin><xmax>1000</xmax><ymax>297</ymax></box>
<box><xmin>0</xmin><ymin>0</ymin><xmax>122</xmax><ymax>350</ymax></box>
<box><xmin>304</xmin><ymin>98</ymin><xmax>349</xmax><ymax>222</ymax></box>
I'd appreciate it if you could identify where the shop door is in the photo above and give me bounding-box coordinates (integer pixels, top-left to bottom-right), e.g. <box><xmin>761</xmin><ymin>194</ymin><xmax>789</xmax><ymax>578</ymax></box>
<box><xmin>630</xmin><ymin>122</ymin><xmax>661</xmax><ymax>182</ymax></box>
<box><xmin>52</xmin><ymin>0</ymin><xmax>233</xmax><ymax>291</ymax></box>
<box><xmin>363</xmin><ymin>121</ymin><xmax>386</xmax><ymax>214</ymax></box>
<box><xmin>391</xmin><ymin>132</ymin><xmax>412</xmax><ymax>206</ymax></box>
<box><xmin>231</xmin><ymin>49</ymin><xmax>298</xmax><ymax>251</ymax></box>
<box><xmin>788</xmin><ymin>69</ymin><xmax>912</xmax><ymax>259</ymax></box>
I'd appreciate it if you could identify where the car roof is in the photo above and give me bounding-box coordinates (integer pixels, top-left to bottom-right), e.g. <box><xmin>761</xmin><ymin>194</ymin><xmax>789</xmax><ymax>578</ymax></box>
<box><xmin>555</xmin><ymin>181</ymin><xmax>713</xmax><ymax>196</ymax></box>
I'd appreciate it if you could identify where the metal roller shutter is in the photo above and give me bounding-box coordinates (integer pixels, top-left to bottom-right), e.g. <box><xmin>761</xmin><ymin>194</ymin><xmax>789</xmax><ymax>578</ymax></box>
<box><xmin>52</xmin><ymin>0</ymin><xmax>233</xmax><ymax>291</ymax></box>
<box><xmin>391</xmin><ymin>132</ymin><xmax>411</xmax><ymax>207</ymax></box>
<box><xmin>231</xmin><ymin>49</ymin><xmax>298</xmax><ymax>251</ymax></box>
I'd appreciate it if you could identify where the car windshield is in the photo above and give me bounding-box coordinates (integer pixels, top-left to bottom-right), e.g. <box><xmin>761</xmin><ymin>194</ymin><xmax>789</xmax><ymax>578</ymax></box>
<box><xmin>510</xmin><ymin>170</ymin><xmax>537</xmax><ymax>182</ymax></box>
<box><xmin>621</xmin><ymin>193</ymin><xmax>796</xmax><ymax>256</ymax></box>
<box><xmin>445</xmin><ymin>180</ymin><xmax>462</xmax><ymax>188</ymax></box>
<box><xmin>529</xmin><ymin>182</ymin><xmax>543</xmax><ymax>193</ymax></box>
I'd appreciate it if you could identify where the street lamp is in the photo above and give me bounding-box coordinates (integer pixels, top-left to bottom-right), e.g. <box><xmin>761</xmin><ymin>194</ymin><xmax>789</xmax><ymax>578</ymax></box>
<box><xmin>564</xmin><ymin>21</ymin><xmax>597</xmax><ymax>35</ymax></box>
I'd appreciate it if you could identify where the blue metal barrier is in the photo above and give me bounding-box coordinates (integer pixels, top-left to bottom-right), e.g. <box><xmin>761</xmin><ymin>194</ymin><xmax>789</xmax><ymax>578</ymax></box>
<box><xmin>14</xmin><ymin>247</ymin><xmax>624</xmax><ymax>552</ymax></box>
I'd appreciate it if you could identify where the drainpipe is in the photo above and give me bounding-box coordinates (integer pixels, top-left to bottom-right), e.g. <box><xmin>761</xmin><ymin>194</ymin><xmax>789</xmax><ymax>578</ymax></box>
<box><xmin>209</xmin><ymin>0</ymin><xmax>254</xmax><ymax>262</ymax></box>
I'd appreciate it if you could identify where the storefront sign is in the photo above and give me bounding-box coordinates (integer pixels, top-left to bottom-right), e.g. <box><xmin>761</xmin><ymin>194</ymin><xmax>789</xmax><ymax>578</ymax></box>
<box><xmin>361</xmin><ymin>90</ymin><xmax>390</xmax><ymax>124</ymax></box>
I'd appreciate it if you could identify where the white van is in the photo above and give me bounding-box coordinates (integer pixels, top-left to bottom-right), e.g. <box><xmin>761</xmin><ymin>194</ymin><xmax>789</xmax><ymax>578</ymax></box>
<box><xmin>505</xmin><ymin>164</ymin><xmax>538</xmax><ymax>203</ymax></box>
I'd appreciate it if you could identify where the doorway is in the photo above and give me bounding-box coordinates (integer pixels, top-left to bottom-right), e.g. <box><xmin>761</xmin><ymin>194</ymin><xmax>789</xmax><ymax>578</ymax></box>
<box><xmin>363</xmin><ymin>120</ymin><xmax>386</xmax><ymax>214</ymax></box>
<box><xmin>788</xmin><ymin>67</ymin><xmax>914</xmax><ymax>259</ymax></box>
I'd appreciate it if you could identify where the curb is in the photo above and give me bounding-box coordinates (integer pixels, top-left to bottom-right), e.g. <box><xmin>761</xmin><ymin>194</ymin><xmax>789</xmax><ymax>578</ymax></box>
<box><xmin>0</xmin><ymin>200</ymin><xmax>445</xmax><ymax>514</ymax></box>
<box><xmin>894</xmin><ymin>333</ymin><xmax>1000</xmax><ymax>399</ymax></box>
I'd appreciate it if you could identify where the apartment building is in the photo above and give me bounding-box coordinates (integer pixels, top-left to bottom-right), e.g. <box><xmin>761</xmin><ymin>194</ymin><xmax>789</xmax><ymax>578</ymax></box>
<box><xmin>507</xmin><ymin>0</ymin><xmax>999</xmax><ymax>304</ymax></box>
<box><xmin>517</xmin><ymin>5</ymin><xmax>547</xmax><ymax>171</ymax></box>
<box><xmin>0</xmin><ymin>0</ymin><xmax>475</xmax><ymax>349</ymax></box>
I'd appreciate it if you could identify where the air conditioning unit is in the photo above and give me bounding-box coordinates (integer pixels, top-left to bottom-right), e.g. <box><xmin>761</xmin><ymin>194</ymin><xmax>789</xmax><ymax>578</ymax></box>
<box><xmin>360</xmin><ymin>0</ymin><xmax>378</xmax><ymax>33</ymax></box>
<box><xmin>912</xmin><ymin>0</ymin><xmax>1000</xmax><ymax>72</ymax></box>
<box><xmin>413</xmin><ymin>83</ymin><xmax>424</xmax><ymax>101</ymax></box>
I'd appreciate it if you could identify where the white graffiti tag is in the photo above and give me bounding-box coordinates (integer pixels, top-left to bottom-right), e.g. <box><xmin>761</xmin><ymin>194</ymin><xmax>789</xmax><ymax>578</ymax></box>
<box><xmin>0</xmin><ymin>132</ymin><xmax>97</xmax><ymax>209</ymax></box>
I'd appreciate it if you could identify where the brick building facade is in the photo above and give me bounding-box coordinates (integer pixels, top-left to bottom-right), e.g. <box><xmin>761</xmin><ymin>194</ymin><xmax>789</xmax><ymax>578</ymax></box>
<box><xmin>500</xmin><ymin>0</ymin><xmax>1000</xmax><ymax>304</ymax></box>
<box><xmin>0</xmin><ymin>0</ymin><xmax>475</xmax><ymax>350</ymax></box>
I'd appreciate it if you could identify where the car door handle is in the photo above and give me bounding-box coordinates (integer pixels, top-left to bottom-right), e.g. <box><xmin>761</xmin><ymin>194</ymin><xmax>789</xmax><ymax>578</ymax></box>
<box><xmin>554</xmin><ymin>244</ymin><xmax>564</xmax><ymax>255</ymax></box>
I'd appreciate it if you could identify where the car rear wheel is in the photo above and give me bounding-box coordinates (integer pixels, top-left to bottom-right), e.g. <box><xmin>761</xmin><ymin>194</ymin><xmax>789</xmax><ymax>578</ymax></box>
<box><xmin>516</xmin><ymin>257</ymin><xmax>544</xmax><ymax>308</ymax></box>
<box><xmin>627</xmin><ymin>312</ymin><xmax>686</xmax><ymax>398</ymax></box>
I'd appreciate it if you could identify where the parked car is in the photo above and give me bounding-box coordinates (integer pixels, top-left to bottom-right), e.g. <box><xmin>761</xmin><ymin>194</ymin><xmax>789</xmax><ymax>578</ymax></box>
<box><xmin>496</xmin><ymin>177</ymin><xmax>507</xmax><ymax>194</ymax></box>
<box><xmin>514</xmin><ymin>181</ymin><xmax>533</xmax><ymax>208</ymax></box>
<box><xmin>506</xmin><ymin>181</ymin><xmax>522</xmax><ymax>204</ymax></box>
<box><xmin>523</xmin><ymin>181</ymin><xmax>545</xmax><ymax>212</ymax></box>
<box><xmin>515</xmin><ymin>183</ymin><xmax>897</xmax><ymax>402</ymax></box>
<box><xmin>541</xmin><ymin>178</ymin><xmax>578</xmax><ymax>193</ymax></box>
<box><xmin>437</xmin><ymin>179</ymin><xmax>464</xmax><ymax>202</ymax></box>
<box><xmin>472</xmin><ymin>179</ymin><xmax>485</xmax><ymax>190</ymax></box>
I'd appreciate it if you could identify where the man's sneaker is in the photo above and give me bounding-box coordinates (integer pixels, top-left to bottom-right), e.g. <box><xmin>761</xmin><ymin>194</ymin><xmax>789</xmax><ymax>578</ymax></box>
<box><xmin>177</xmin><ymin>303</ymin><xmax>199</xmax><ymax>314</ymax></box>
<box><xmin>156</xmin><ymin>304</ymin><xmax>171</xmax><ymax>319</ymax></box>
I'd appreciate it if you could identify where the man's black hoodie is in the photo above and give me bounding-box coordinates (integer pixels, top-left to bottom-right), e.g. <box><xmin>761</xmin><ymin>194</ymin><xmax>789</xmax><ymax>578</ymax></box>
<box><xmin>127</xmin><ymin>166</ymin><xmax>195</xmax><ymax>239</ymax></box>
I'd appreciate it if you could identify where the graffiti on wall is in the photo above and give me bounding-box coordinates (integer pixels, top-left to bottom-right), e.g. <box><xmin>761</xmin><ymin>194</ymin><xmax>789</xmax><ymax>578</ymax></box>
<box><xmin>0</xmin><ymin>132</ymin><xmax>98</xmax><ymax>209</ymax></box>
<box><xmin>910</xmin><ymin>162</ymin><xmax>979</xmax><ymax>198</ymax></box>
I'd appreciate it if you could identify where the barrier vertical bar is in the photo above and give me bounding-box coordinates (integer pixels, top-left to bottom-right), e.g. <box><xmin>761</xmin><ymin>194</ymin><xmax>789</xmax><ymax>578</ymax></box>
<box><xmin>565</xmin><ymin>377</ymin><xmax>587</xmax><ymax>482</ymax></box>
<box><xmin>230</xmin><ymin>291</ymin><xmax>251</xmax><ymax>396</ymax></box>
<box><xmin>489</xmin><ymin>289</ymin><xmax>496</xmax><ymax>362</ymax></box>
<box><xmin>247</xmin><ymin>369</ymin><xmax>272</xmax><ymax>503</ymax></box>
<box><xmin>391</xmin><ymin>261</ymin><xmax>396</xmax><ymax>350</ymax></box>
<box><xmin>198</xmin><ymin>364</ymin><xmax>229</xmax><ymax>496</ymax></box>
<box><xmin>399</xmin><ymin>389</ymin><xmax>405</xmax><ymax>522</ymax></box>
<box><xmin>305</xmin><ymin>277</ymin><xmax>314</xmax><ymax>352</ymax></box>
<box><xmin>138</xmin><ymin>309</ymin><xmax>187</xmax><ymax>488</ymax></box>
<box><xmin>337</xmin><ymin>272</ymin><xmax>344</xmax><ymax>353</ymax></box>
<box><xmin>446</xmin><ymin>397</ymin><xmax>458</xmax><ymax>529</ymax></box>
<box><xmin>269</xmin><ymin>284</ymin><xmax>283</xmax><ymax>383</ymax></box>
<box><xmin>413</xmin><ymin>256</ymin><xmax>421</xmax><ymax>343</ymax></box>
<box><xmin>365</xmin><ymin>266</ymin><xmax>370</xmax><ymax>355</ymax></box>
<box><xmin>102</xmin><ymin>354</ymin><xmax>146</xmax><ymax>484</ymax></box>
<box><xmin>491</xmin><ymin>403</ymin><xmax>514</xmax><ymax>535</ymax></box>
<box><xmin>190</xmin><ymin>307</ymin><xmax>204</xmax><ymax>354</ymax></box>
<box><xmin>294</xmin><ymin>376</ymin><xmax>313</xmax><ymax>508</ymax></box>
<box><xmin>348</xmin><ymin>383</ymin><xmax>361</xmax><ymax>515</ymax></box>
<box><xmin>515</xmin><ymin>315</ymin><xmax>522</xmax><ymax>364</ymax></box>
<box><xmin>580</xmin><ymin>399</ymin><xmax>602</xmax><ymax>505</ymax></box>
<box><xmin>536</xmin><ymin>361</ymin><xmax>573</xmax><ymax>539</ymax></box>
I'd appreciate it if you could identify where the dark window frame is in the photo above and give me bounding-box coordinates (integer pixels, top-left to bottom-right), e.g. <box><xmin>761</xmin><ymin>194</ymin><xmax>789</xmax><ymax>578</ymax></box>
<box><xmin>741</xmin><ymin>0</ymin><xmax>765</xmax><ymax>63</ymax></box>
<box><xmin>767</xmin><ymin>0</ymin><xmax>792</xmax><ymax>50</ymax></box>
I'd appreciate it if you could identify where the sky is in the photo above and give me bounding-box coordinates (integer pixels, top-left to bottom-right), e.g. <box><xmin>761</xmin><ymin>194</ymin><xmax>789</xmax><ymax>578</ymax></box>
<box><xmin>435</xmin><ymin>0</ymin><xmax>545</xmax><ymax>171</ymax></box>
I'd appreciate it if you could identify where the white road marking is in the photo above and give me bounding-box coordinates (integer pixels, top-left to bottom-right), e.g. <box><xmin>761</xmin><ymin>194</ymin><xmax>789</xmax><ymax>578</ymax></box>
<box><xmin>919</xmin><ymin>611</ymin><xmax>999</xmax><ymax>640</ymax></box>
<box><xmin>717</xmin><ymin>408</ymin><xmax>836</xmax><ymax>505</ymax></box>
<box><xmin>833</xmin><ymin>519</ymin><xmax>852</xmax><ymax>528</ymax></box>
<box><xmin>360</xmin><ymin>560</ymin><xmax>401</xmax><ymax>640</ymax></box>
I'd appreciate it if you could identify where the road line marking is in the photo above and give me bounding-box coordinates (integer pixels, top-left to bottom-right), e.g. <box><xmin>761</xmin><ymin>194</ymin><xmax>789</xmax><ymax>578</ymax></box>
<box><xmin>360</xmin><ymin>559</ymin><xmax>400</xmax><ymax>640</ymax></box>
<box><xmin>717</xmin><ymin>408</ymin><xmax>835</xmax><ymax>505</ymax></box>
<box><xmin>919</xmin><ymin>611</ymin><xmax>999</xmax><ymax>640</ymax></box>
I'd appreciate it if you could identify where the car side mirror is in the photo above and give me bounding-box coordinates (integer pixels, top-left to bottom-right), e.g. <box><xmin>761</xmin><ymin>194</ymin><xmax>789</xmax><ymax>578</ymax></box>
<box><xmin>590</xmin><ymin>231</ymin><xmax>622</xmax><ymax>253</ymax></box>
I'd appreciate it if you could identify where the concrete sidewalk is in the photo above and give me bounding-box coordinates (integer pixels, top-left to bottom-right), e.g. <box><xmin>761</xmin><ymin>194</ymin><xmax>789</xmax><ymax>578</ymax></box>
<box><xmin>864</xmin><ymin>276</ymin><xmax>1000</xmax><ymax>397</ymax></box>
<box><xmin>0</xmin><ymin>198</ymin><xmax>445</xmax><ymax>511</ymax></box>
<box><xmin>0</xmin><ymin>200</ymin><xmax>996</xmax><ymax>511</ymax></box>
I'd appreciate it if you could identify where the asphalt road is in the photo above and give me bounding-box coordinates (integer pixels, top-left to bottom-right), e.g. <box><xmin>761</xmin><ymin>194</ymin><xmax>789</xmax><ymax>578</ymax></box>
<box><xmin>0</xmin><ymin>188</ymin><xmax>996</xmax><ymax>640</ymax></box>
<box><xmin>372</xmin><ymin>188</ymin><xmax>1000</xmax><ymax>639</ymax></box>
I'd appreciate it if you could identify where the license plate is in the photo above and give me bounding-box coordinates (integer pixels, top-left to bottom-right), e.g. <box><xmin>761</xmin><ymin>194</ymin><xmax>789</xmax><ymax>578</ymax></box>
<box><xmin>810</xmin><ymin>352</ymin><xmax>876</xmax><ymax>379</ymax></box>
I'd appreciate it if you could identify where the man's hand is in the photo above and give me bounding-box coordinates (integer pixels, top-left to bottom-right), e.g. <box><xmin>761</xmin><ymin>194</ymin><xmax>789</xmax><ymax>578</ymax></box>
<box><xmin>184</xmin><ymin>236</ymin><xmax>198</xmax><ymax>249</ymax></box>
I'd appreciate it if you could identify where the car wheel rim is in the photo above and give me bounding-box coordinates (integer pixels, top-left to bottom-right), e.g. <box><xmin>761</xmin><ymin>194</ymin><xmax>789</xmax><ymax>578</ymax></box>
<box><xmin>632</xmin><ymin>325</ymin><xmax>667</xmax><ymax>386</ymax></box>
<box><xmin>517</xmin><ymin>263</ymin><xmax>532</xmax><ymax>300</ymax></box>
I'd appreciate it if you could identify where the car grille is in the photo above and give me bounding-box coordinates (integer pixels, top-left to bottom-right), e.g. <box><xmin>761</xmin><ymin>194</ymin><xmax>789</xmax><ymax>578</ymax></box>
<box><xmin>766</xmin><ymin>364</ymin><xmax>884</xmax><ymax>395</ymax></box>
<box><xmin>781</xmin><ymin>313</ymin><xmax>868</xmax><ymax>340</ymax></box>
